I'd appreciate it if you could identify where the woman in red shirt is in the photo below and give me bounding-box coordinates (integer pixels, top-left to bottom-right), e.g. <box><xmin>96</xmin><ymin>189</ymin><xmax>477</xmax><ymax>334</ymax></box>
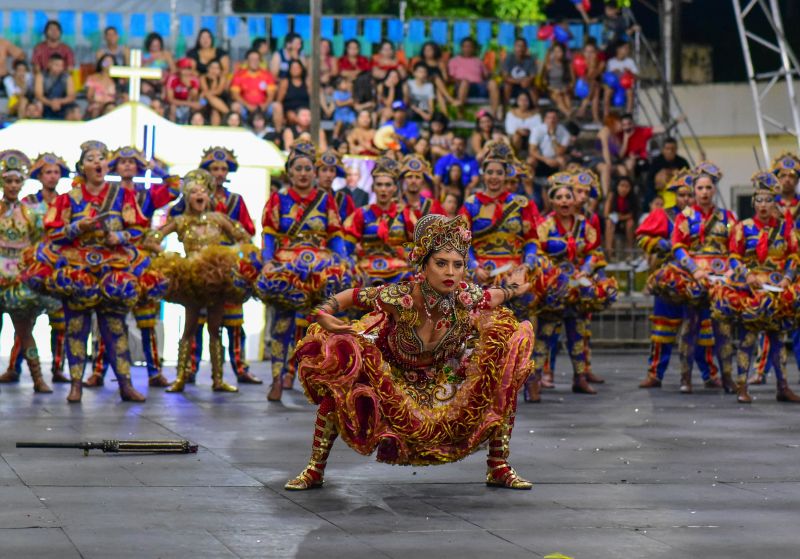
<box><xmin>338</xmin><ymin>39</ymin><xmax>372</xmax><ymax>80</ymax></box>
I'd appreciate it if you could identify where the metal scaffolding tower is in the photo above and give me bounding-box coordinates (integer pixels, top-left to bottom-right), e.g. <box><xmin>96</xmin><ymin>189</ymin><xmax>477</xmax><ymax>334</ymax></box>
<box><xmin>732</xmin><ymin>0</ymin><xmax>800</xmax><ymax>164</ymax></box>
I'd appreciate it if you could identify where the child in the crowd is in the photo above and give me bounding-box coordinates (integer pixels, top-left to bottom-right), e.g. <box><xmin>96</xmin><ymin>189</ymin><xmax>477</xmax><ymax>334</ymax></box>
<box><xmin>332</xmin><ymin>76</ymin><xmax>357</xmax><ymax>138</ymax></box>
<box><xmin>429</xmin><ymin>112</ymin><xmax>454</xmax><ymax>163</ymax></box>
<box><xmin>441</xmin><ymin>191</ymin><xmax>463</xmax><ymax>218</ymax></box>
<box><xmin>603</xmin><ymin>176</ymin><xmax>639</xmax><ymax>259</ymax></box>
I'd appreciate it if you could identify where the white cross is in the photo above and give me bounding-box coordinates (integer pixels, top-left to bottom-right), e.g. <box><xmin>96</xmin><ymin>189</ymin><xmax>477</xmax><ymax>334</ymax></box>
<box><xmin>134</xmin><ymin>124</ymin><xmax>163</xmax><ymax>187</ymax></box>
<box><xmin>110</xmin><ymin>49</ymin><xmax>163</xmax><ymax>103</ymax></box>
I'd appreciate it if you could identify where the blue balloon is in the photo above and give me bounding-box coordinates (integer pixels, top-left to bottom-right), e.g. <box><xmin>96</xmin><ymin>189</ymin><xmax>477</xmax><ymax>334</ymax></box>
<box><xmin>603</xmin><ymin>71</ymin><xmax>619</xmax><ymax>89</ymax></box>
<box><xmin>612</xmin><ymin>87</ymin><xmax>626</xmax><ymax>107</ymax></box>
<box><xmin>574</xmin><ymin>78</ymin><xmax>590</xmax><ymax>99</ymax></box>
<box><xmin>553</xmin><ymin>25</ymin><xmax>570</xmax><ymax>44</ymax></box>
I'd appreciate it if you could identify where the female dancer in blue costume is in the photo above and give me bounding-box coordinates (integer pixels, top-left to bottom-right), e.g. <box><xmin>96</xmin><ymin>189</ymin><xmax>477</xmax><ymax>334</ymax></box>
<box><xmin>256</xmin><ymin>142</ymin><xmax>353</xmax><ymax>402</ymax></box>
<box><xmin>525</xmin><ymin>173</ymin><xmax>616</xmax><ymax>402</ymax></box>
<box><xmin>665</xmin><ymin>162</ymin><xmax>736</xmax><ymax>394</ymax></box>
<box><xmin>24</xmin><ymin>141</ymin><xmax>166</xmax><ymax>403</ymax></box>
<box><xmin>751</xmin><ymin>152</ymin><xmax>800</xmax><ymax>384</ymax></box>
<box><xmin>637</xmin><ymin>170</ymin><xmax>720</xmax><ymax>389</ymax></box>
<box><xmin>86</xmin><ymin>146</ymin><xmax>179</xmax><ymax>388</ymax></box>
<box><xmin>343</xmin><ymin>157</ymin><xmax>413</xmax><ymax>286</ymax></box>
<box><xmin>711</xmin><ymin>171</ymin><xmax>800</xmax><ymax>403</ymax></box>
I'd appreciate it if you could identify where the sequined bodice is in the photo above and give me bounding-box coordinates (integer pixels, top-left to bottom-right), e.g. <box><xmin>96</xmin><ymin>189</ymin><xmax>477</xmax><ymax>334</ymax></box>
<box><xmin>0</xmin><ymin>200</ymin><xmax>37</xmax><ymax>254</ymax></box>
<box><xmin>173</xmin><ymin>213</ymin><xmax>230</xmax><ymax>254</ymax></box>
<box><xmin>358</xmin><ymin>281</ymin><xmax>487</xmax><ymax>369</ymax></box>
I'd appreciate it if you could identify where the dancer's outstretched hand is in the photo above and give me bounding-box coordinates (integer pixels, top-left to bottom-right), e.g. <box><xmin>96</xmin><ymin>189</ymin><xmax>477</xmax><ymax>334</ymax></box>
<box><xmin>316</xmin><ymin>313</ymin><xmax>356</xmax><ymax>335</ymax></box>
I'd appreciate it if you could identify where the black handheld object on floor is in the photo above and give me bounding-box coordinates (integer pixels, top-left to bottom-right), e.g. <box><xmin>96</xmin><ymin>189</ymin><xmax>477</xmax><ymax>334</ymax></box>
<box><xmin>16</xmin><ymin>440</ymin><xmax>199</xmax><ymax>456</ymax></box>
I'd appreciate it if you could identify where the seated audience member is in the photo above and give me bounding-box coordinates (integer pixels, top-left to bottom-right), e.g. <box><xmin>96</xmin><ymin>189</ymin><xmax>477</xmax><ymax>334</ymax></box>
<box><xmin>190</xmin><ymin>111</ymin><xmax>207</xmax><ymax>126</ymax></box>
<box><xmin>372</xmin><ymin>39</ymin><xmax>407</xmax><ymax>82</ymax></box>
<box><xmin>319</xmin><ymin>39</ymin><xmax>339</xmax><ymax>86</ymax></box>
<box><xmin>604</xmin><ymin>176</ymin><xmax>639</xmax><ymax>259</ymax></box>
<box><xmin>604</xmin><ymin>40</ymin><xmax>638</xmax><ymax>115</ymax></box>
<box><xmin>410</xmin><ymin>41</ymin><xmax>459</xmax><ymax>113</ymax></box>
<box><xmin>283</xmin><ymin>108</ymin><xmax>326</xmax><ymax>149</ymax></box>
<box><xmin>338</xmin><ymin>39</ymin><xmax>372</xmax><ymax>81</ymax></box>
<box><xmin>347</xmin><ymin>110</ymin><xmax>378</xmax><ymax>155</ymax></box>
<box><xmin>34</xmin><ymin>53</ymin><xmax>76</xmax><ymax>120</ymax></box>
<box><xmin>429</xmin><ymin>112</ymin><xmax>455</xmax><ymax>162</ymax></box>
<box><xmin>32</xmin><ymin>20</ymin><xmax>75</xmax><ymax>72</ymax></box>
<box><xmin>505</xmin><ymin>92</ymin><xmax>542</xmax><ymax>156</ymax></box>
<box><xmin>4</xmin><ymin>60</ymin><xmax>33</xmax><ymax>117</ymax></box>
<box><xmin>646</xmin><ymin>137</ymin><xmax>690</xmax><ymax>205</ymax></box>
<box><xmin>442</xmin><ymin>191</ymin><xmax>463</xmax><ymax>218</ymax></box>
<box><xmin>96</xmin><ymin>25</ymin><xmax>128</xmax><ymax>66</ymax></box>
<box><xmin>471</xmin><ymin>111</ymin><xmax>507</xmax><ymax>155</ymax></box>
<box><xmin>277</xmin><ymin>59</ymin><xmax>311</xmax><ymax>122</ymax></box>
<box><xmin>331</xmin><ymin>76</ymin><xmax>357</xmax><ymax>139</ymax></box>
<box><xmin>141</xmin><ymin>32</ymin><xmax>175</xmax><ymax>99</ymax></box>
<box><xmin>448</xmin><ymin>37</ymin><xmax>500</xmax><ymax>119</ymax></box>
<box><xmin>383</xmin><ymin>100</ymin><xmax>420</xmax><ymax>150</ymax></box>
<box><xmin>0</xmin><ymin>36</ymin><xmax>25</xmax><ymax>80</ymax></box>
<box><xmin>270</xmin><ymin>32</ymin><xmax>307</xmax><ymax>80</ymax></box>
<box><xmin>542</xmin><ymin>42</ymin><xmax>573</xmax><ymax>117</ymax></box>
<box><xmin>434</xmin><ymin>136</ymin><xmax>480</xmax><ymax>197</ymax></box>
<box><xmin>405</xmin><ymin>63</ymin><xmax>436</xmax><ymax>123</ymax></box>
<box><xmin>502</xmin><ymin>37</ymin><xmax>538</xmax><ymax>106</ymax></box>
<box><xmin>230</xmin><ymin>48</ymin><xmax>284</xmax><ymax>130</ymax></box>
<box><xmin>200</xmin><ymin>59</ymin><xmax>231</xmax><ymax>126</ymax></box>
<box><xmin>575</xmin><ymin>40</ymin><xmax>605</xmax><ymax>123</ymax></box>
<box><xmin>186</xmin><ymin>28</ymin><xmax>230</xmax><ymax>76</ymax></box>
<box><xmin>166</xmin><ymin>58</ymin><xmax>202</xmax><ymax>123</ymax></box>
<box><xmin>377</xmin><ymin>69</ymin><xmax>404</xmax><ymax>123</ymax></box>
<box><xmin>594</xmin><ymin>111</ymin><xmax>628</xmax><ymax>197</ymax></box>
<box><xmin>528</xmin><ymin>108</ymin><xmax>570</xmax><ymax>177</ymax></box>
<box><xmin>85</xmin><ymin>54</ymin><xmax>118</xmax><ymax>119</ymax></box>
<box><xmin>64</xmin><ymin>103</ymin><xmax>83</xmax><ymax>121</ymax></box>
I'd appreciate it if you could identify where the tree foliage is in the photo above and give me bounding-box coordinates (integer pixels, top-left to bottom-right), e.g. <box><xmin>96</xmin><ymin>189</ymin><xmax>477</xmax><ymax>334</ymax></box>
<box><xmin>234</xmin><ymin>0</ymin><xmax>555</xmax><ymax>20</ymax></box>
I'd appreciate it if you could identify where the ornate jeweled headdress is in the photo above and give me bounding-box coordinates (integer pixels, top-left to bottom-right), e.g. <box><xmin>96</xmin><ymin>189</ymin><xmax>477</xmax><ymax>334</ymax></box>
<box><xmin>372</xmin><ymin>156</ymin><xmax>401</xmax><ymax>181</ymax></box>
<box><xmin>546</xmin><ymin>170</ymin><xmax>574</xmax><ymax>200</ymax></box>
<box><xmin>693</xmin><ymin>160</ymin><xmax>723</xmax><ymax>184</ymax></box>
<box><xmin>315</xmin><ymin>148</ymin><xmax>345</xmax><ymax>177</ymax></box>
<box><xmin>751</xmin><ymin>170</ymin><xmax>779</xmax><ymax>196</ymax></box>
<box><xmin>0</xmin><ymin>150</ymin><xmax>32</xmax><ymax>179</ymax></box>
<box><xmin>399</xmin><ymin>154</ymin><xmax>432</xmax><ymax>182</ymax></box>
<box><xmin>181</xmin><ymin>168</ymin><xmax>216</xmax><ymax>197</ymax></box>
<box><xmin>200</xmin><ymin>146</ymin><xmax>239</xmax><ymax>172</ymax></box>
<box><xmin>285</xmin><ymin>142</ymin><xmax>316</xmax><ymax>171</ymax></box>
<box><xmin>569</xmin><ymin>168</ymin><xmax>600</xmax><ymax>199</ymax></box>
<box><xmin>30</xmin><ymin>152</ymin><xmax>70</xmax><ymax>180</ymax></box>
<box><xmin>771</xmin><ymin>152</ymin><xmax>800</xmax><ymax>177</ymax></box>
<box><xmin>76</xmin><ymin>140</ymin><xmax>109</xmax><ymax>175</ymax></box>
<box><xmin>109</xmin><ymin>146</ymin><xmax>147</xmax><ymax>174</ymax></box>
<box><xmin>408</xmin><ymin>214</ymin><xmax>472</xmax><ymax>268</ymax></box>
<box><xmin>480</xmin><ymin>140</ymin><xmax>514</xmax><ymax>171</ymax></box>
<box><xmin>666</xmin><ymin>168</ymin><xmax>694</xmax><ymax>194</ymax></box>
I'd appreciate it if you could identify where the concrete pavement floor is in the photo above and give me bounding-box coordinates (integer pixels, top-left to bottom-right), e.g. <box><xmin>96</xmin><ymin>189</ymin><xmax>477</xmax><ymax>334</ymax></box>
<box><xmin>1</xmin><ymin>352</ymin><xmax>799</xmax><ymax>558</ymax></box>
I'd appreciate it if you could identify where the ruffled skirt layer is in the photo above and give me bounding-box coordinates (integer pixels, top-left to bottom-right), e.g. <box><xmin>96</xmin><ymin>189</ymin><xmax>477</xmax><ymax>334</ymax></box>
<box><xmin>22</xmin><ymin>243</ymin><xmax>166</xmax><ymax>312</ymax></box>
<box><xmin>255</xmin><ymin>246</ymin><xmax>353</xmax><ymax>310</ymax></box>
<box><xmin>294</xmin><ymin>307</ymin><xmax>534</xmax><ymax>466</ymax></box>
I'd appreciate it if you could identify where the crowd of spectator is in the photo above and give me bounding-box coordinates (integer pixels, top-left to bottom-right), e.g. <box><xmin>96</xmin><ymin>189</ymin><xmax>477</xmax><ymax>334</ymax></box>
<box><xmin>0</xmin><ymin>4</ymin><xmax>689</xmax><ymax>262</ymax></box>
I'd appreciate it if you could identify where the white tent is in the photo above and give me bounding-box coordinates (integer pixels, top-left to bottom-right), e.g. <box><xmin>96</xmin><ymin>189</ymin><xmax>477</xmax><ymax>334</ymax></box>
<box><xmin>0</xmin><ymin>102</ymin><xmax>285</xmax><ymax>363</ymax></box>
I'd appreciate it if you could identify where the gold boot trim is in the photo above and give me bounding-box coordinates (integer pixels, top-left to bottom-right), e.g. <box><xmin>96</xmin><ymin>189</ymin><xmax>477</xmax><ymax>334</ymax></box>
<box><xmin>210</xmin><ymin>338</ymin><xmax>237</xmax><ymax>392</ymax></box>
<box><xmin>285</xmin><ymin>411</ymin><xmax>337</xmax><ymax>490</ymax></box>
<box><xmin>166</xmin><ymin>339</ymin><xmax>192</xmax><ymax>393</ymax></box>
